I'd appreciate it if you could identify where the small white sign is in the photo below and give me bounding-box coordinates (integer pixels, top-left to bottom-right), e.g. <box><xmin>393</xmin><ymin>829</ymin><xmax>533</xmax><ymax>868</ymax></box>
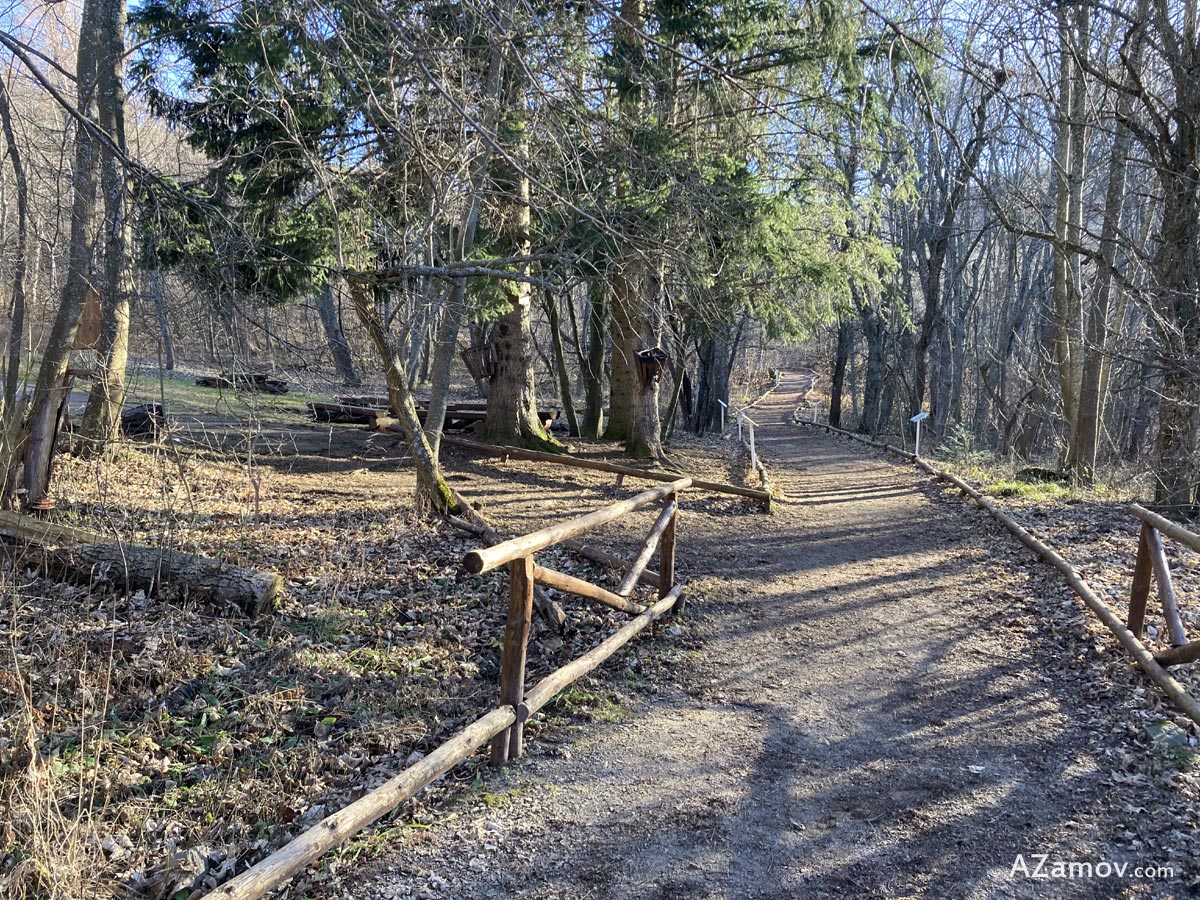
<box><xmin>910</xmin><ymin>411</ymin><xmax>929</xmax><ymax>423</ymax></box>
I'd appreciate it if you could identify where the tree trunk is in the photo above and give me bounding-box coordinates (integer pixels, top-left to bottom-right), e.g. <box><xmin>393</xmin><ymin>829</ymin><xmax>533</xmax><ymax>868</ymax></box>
<box><xmin>1052</xmin><ymin>4</ymin><xmax>1090</xmax><ymax>469</ymax></box>
<box><xmin>829</xmin><ymin>318</ymin><xmax>852</xmax><ymax>429</ymax></box>
<box><xmin>0</xmin><ymin>75</ymin><xmax>29</xmax><ymax>419</ymax></box>
<box><xmin>80</xmin><ymin>0</ymin><xmax>135</xmax><ymax>455</ymax></box>
<box><xmin>1071</xmin><ymin>116</ymin><xmax>1130</xmax><ymax>482</ymax></box>
<box><xmin>148</xmin><ymin>267</ymin><xmax>176</xmax><ymax>371</ymax></box>
<box><xmin>605</xmin><ymin>261</ymin><xmax>638</xmax><ymax>441</ymax></box>
<box><xmin>859</xmin><ymin>305</ymin><xmax>887</xmax><ymax>435</ymax></box>
<box><xmin>911</xmin><ymin>76</ymin><xmax>1000</xmax><ymax>435</ymax></box>
<box><xmin>580</xmin><ymin>279</ymin><xmax>607</xmax><ymax>437</ymax></box>
<box><xmin>545</xmin><ymin>287</ymin><xmax>580</xmax><ymax>436</ymax></box>
<box><xmin>15</xmin><ymin>0</ymin><xmax>104</xmax><ymax>508</ymax></box>
<box><xmin>315</xmin><ymin>280</ymin><xmax>359</xmax><ymax>386</ymax></box>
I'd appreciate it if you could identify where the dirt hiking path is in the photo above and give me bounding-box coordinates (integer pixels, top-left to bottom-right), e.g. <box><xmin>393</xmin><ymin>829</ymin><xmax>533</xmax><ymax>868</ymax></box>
<box><xmin>357</xmin><ymin>374</ymin><xmax>1184</xmax><ymax>900</ymax></box>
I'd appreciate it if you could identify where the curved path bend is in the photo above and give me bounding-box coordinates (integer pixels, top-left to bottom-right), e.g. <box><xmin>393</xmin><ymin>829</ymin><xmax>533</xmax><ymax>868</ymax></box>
<box><xmin>359</xmin><ymin>373</ymin><xmax>1177</xmax><ymax>900</ymax></box>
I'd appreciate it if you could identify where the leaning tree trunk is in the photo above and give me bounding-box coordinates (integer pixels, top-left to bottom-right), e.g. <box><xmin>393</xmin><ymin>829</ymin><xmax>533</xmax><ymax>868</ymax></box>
<box><xmin>349</xmin><ymin>280</ymin><xmax>456</xmax><ymax>514</ymax></box>
<box><xmin>14</xmin><ymin>0</ymin><xmax>104</xmax><ymax>508</ymax></box>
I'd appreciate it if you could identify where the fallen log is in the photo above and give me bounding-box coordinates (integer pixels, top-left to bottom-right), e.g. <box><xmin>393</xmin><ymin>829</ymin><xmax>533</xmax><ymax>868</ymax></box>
<box><xmin>0</xmin><ymin>511</ymin><xmax>282</xmax><ymax>616</ymax></box>
<box><xmin>197</xmin><ymin>373</ymin><xmax>288</xmax><ymax>394</ymax></box>
<box><xmin>308</xmin><ymin>401</ymin><xmax>386</xmax><ymax>424</ymax></box>
<box><xmin>443</xmin><ymin>436</ymin><xmax>769</xmax><ymax>506</ymax></box>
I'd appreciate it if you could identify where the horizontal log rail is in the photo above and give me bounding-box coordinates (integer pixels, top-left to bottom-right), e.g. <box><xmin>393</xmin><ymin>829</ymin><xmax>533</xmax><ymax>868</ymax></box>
<box><xmin>1130</xmin><ymin>503</ymin><xmax>1200</xmax><ymax>553</ymax></box>
<box><xmin>200</xmin><ymin>481</ymin><xmax>692</xmax><ymax>900</ymax></box>
<box><xmin>199</xmin><ymin>707</ymin><xmax>517</xmax><ymax>900</ymax></box>
<box><xmin>443</xmin><ymin>435</ymin><xmax>770</xmax><ymax>506</ymax></box>
<box><xmin>464</xmin><ymin>478</ymin><xmax>690</xmax><ymax>574</ymax></box>
<box><xmin>796</xmin><ymin>416</ymin><xmax>1200</xmax><ymax>727</ymax></box>
<box><xmin>533</xmin><ymin>564</ymin><xmax>645</xmax><ymax>615</ymax></box>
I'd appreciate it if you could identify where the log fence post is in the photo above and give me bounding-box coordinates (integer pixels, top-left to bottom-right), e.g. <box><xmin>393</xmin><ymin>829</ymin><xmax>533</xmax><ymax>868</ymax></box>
<box><xmin>492</xmin><ymin>554</ymin><xmax>535</xmax><ymax>766</ymax></box>
<box><xmin>1128</xmin><ymin>523</ymin><xmax>1153</xmax><ymax>638</ymax></box>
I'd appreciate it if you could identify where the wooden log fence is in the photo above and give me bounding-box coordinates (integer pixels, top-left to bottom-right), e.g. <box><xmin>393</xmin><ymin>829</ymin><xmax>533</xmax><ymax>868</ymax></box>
<box><xmin>467</xmin><ymin>478</ymin><xmax>689</xmax><ymax>764</ymax></box>
<box><xmin>199</xmin><ymin>478</ymin><xmax>690</xmax><ymax>900</ymax></box>
<box><xmin>443</xmin><ymin>435</ymin><xmax>771</xmax><ymax>508</ymax></box>
<box><xmin>1128</xmin><ymin>504</ymin><xmax>1200</xmax><ymax>666</ymax></box>
<box><xmin>796</xmin><ymin>416</ymin><xmax>1200</xmax><ymax>727</ymax></box>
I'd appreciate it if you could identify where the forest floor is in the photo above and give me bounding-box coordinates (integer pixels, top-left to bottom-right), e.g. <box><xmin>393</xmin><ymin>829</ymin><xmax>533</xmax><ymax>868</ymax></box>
<box><xmin>341</xmin><ymin>373</ymin><xmax>1200</xmax><ymax>900</ymax></box>
<box><xmin>4</xmin><ymin>372</ymin><xmax>1200</xmax><ymax>899</ymax></box>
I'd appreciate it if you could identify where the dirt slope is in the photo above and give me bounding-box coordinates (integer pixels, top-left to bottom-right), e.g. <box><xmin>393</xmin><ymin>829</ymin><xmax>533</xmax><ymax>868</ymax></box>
<box><xmin>350</xmin><ymin>374</ymin><xmax>1192</xmax><ymax>900</ymax></box>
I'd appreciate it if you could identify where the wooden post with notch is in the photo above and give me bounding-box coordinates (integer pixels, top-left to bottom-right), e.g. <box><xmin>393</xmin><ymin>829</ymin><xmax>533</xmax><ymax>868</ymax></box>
<box><xmin>661</xmin><ymin>497</ymin><xmax>678</xmax><ymax>614</ymax></box>
<box><xmin>492</xmin><ymin>555</ymin><xmax>535</xmax><ymax>766</ymax></box>
<box><xmin>1128</xmin><ymin>523</ymin><xmax>1153</xmax><ymax>637</ymax></box>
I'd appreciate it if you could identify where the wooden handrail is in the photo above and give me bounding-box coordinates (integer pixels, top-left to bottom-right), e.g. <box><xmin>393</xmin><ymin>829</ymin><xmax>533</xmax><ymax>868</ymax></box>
<box><xmin>796</xmin><ymin>418</ymin><xmax>1200</xmax><ymax>725</ymax></box>
<box><xmin>463</xmin><ymin>478</ymin><xmax>691</xmax><ymax>574</ymax></box>
<box><xmin>199</xmin><ymin>706</ymin><xmax>517</xmax><ymax>900</ymax></box>
<box><xmin>1128</xmin><ymin>504</ymin><xmax>1200</xmax><ymax>553</ymax></box>
<box><xmin>521</xmin><ymin>587</ymin><xmax>683</xmax><ymax>719</ymax></box>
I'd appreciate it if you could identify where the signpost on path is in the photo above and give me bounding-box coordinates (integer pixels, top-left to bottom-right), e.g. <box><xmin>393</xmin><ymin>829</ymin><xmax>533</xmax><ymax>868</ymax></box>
<box><xmin>911</xmin><ymin>411</ymin><xmax>929</xmax><ymax>458</ymax></box>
